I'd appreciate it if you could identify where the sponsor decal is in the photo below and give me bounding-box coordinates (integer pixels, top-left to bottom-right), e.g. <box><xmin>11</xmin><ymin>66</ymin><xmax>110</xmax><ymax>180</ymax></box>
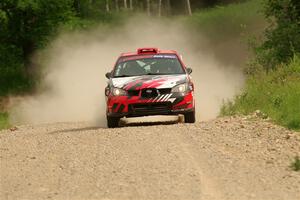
<box><xmin>119</xmin><ymin>55</ymin><xmax>153</xmax><ymax>63</ymax></box>
<box><xmin>153</xmin><ymin>55</ymin><xmax>177</xmax><ymax>59</ymax></box>
<box><xmin>146</xmin><ymin>94</ymin><xmax>174</xmax><ymax>103</ymax></box>
<box><xmin>118</xmin><ymin>54</ymin><xmax>177</xmax><ymax>63</ymax></box>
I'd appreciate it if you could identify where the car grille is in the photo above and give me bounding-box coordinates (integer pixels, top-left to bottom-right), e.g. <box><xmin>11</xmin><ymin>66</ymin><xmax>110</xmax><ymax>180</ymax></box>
<box><xmin>129</xmin><ymin>102</ymin><xmax>171</xmax><ymax>115</ymax></box>
<box><xmin>141</xmin><ymin>88</ymin><xmax>159</xmax><ymax>98</ymax></box>
<box><xmin>127</xmin><ymin>88</ymin><xmax>171</xmax><ymax>98</ymax></box>
<box><xmin>158</xmin><ymin>88</ymin><xmax>172</xmax><ymax>94</ymax></box>
<box><xmin>127</xmin><ymin>90</ymin><xmax>140</xmax><ymax>96</ymax></box>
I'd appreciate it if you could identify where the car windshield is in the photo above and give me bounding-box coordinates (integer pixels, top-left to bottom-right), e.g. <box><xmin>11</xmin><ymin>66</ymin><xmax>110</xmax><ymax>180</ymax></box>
<box><xmin>113</xmin><ymin>54</ymin><xmax>185</xmax><ymax>77</ymax></box>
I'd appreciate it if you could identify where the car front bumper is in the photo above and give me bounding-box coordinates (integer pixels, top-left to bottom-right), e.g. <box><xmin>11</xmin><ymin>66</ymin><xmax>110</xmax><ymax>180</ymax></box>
<box><xmin>107</xmin><ymin>91</ymin><xmax>195</xmax><ymax>118</ymax></box>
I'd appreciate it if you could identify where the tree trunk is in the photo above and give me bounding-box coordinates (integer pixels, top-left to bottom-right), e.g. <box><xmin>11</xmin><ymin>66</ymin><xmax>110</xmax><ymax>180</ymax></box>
<box><xmin>158</xmin><ymin>0</ymin><xmax>162</xmax><ymax>17</ymax></box>
<box><xmin>129</xmin><ymin>0</ymin><xmax>133</xmax><ymax>10</ymax></box>
<box><xmin>124</xmin><ymin>0</ymin><xmax>128</xmax><ymax>9</ymax></box>
<box><xmin>147</xmin><ymin>0</ymin><xmax>151</xmax><ymax>16</ymax></box>
<box><xmin>115</xmin><ymin>0</ymin><xmax>119</xmax><ymax>11</ymax></box>
<box><xmin>22</xmin><ymin>40</ymin><xmax>35</xmax><ymax>76</ymax></box>
<box><xmin>106</xmin><ymin>0</ymin><xmax>110</xmax><ymax>12</ymax></box>
<box><xmin>186</xmin><ymin>0</ymin><xmax>192</xmax><ymax>15</ymax></box>
<box><xmin>77</xmin><ymin>0</ymin><xmax>81</xmax><ymax>13</ymax></box>
<box><xmin>166</xmin><ymin>0</ymin><xmax>171</xmax><ymax>15</ymax></box>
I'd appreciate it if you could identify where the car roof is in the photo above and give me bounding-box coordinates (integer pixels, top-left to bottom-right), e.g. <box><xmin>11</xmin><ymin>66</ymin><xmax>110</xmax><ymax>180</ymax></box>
<box><xmin>120</xmin><ymin>48</ymin><xmax>178</xmax><ymax>57</ymax></box>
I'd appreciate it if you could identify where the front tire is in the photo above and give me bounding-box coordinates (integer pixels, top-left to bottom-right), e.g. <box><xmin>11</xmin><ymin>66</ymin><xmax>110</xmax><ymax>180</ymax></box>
<box><xmin>107</xmin><ymin>116</ymin><xmax>120</xmax><ymax>128</ymax></box>
<box><xmin>184</xmin><ymin>111</ymin><xmax>196</xmax><ymax>123</ymax></box>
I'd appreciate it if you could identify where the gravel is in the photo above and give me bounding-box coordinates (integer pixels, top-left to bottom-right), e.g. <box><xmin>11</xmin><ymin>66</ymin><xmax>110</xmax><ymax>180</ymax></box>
<box><xmin>0</xmin><ymin>116</ymin><xmax>299</xmax><ymax>200</ymax></box>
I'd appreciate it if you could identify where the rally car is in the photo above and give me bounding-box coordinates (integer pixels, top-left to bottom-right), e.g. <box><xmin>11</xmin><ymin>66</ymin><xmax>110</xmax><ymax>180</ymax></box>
<box><xmin>105</xmin><ymin>48</ymin><xmax>195</xmax><ymax>128</ymax></box>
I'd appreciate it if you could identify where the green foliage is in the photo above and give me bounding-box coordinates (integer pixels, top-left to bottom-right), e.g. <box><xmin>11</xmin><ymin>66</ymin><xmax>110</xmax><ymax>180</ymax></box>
<box><xmin>221</xmin><ymin>55</ymin><xmax>300</xmax><ymax>130</ymax></box>
<box><xmin>0</xmin><ymin>0</ymin><xmax>76</xmax><ymax>96</ymax></box>
<box><xmin>0</xmin><ymin>112</ymin><xmax>9</xmax><ymax>130</ymax></box>
<box><xmin>74</xmin><ymin>0</ymin><xmax>108</xmax><ymax>19</ymax></box>
<box><xmin>0</xmin><ymin>0</ymin><xmax>75</xmax><ymax>47</ymax></box>
<box><xmin>0</xmin><ymin>0</ymin><xmax>130</xmax><ymax>97</ymax></box>
<box><xmin>255</xmin><ymin>0</ymin><xmax>300</xmax><ymax>70</ymax></box>
<box><xmin>0</xmin><ymin>42</ymin><xmax>34</xmax><ymax>95</ymax></box>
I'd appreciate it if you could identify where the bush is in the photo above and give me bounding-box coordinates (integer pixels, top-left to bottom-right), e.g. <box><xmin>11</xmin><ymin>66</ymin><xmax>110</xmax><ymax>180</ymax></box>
<box><xmin>221</xmin><ymin>55</ymin><xmax>300</xmax><ymax>130</ymax></box>
<box><xmin>0</xmin><ymin>44</ymin><xmax>33</xmax><ymax>96</ymax></box>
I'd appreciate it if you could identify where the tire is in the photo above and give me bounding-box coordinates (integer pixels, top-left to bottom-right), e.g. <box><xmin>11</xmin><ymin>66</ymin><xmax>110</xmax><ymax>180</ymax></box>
<box><xmin>107</xmin><ymin>116</ymin><xmax>120</xmax><ymax>128</ymax></box>
<box><xmin>184</xmin><ymin>111</ymin><xmax>196</xmax><ymax>123</ymax></box>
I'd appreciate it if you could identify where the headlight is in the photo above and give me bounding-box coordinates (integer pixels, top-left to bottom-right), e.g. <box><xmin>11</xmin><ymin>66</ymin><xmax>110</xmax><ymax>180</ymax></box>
<box><xmin>171</xmin><ymin>83</ymin><xmax>188</xmax><ymax>93</ymax></box>
<box><xmin>112</xmin><ymin>88</ymin><xmax>127</xmax><ymax>96</ymax></box>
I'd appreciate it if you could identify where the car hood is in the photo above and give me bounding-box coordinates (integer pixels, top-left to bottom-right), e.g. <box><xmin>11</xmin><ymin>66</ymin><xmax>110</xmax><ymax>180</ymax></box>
<box><xmin>111</xmin><ymin>74</ymin><xmax>188</xmax><ymax>90</ymax></box>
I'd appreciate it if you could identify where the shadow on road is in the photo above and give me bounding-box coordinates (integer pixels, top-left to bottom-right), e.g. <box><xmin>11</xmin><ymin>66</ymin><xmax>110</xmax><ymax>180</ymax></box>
<box><xmin>121</xmin><ymin>121</ymin><xmax>179</xmax><ymax>127</ymax></box>
<box><xmin>48</xmin><ymin>121</ymin><xmax>179</xmax><ymax>134</ymax></box>
<box><xmin>48</xmin><ymin>126</ymin><xmax>102</xmax><ymax>134</ymax></box>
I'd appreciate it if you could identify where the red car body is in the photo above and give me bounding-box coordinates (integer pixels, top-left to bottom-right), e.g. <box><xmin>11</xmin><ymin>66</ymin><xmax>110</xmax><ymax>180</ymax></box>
<box><xmin>105</xmin><ymin>48</ymin><xmax>195</xmax><ymax>128</ymax></box>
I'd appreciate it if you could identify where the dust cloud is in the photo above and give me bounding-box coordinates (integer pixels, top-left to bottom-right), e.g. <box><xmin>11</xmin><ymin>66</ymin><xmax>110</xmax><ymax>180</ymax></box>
<box><xmin>10</xmin><ymin>16</ymin><xmax>244</xmax><ymax>126</ymax></box>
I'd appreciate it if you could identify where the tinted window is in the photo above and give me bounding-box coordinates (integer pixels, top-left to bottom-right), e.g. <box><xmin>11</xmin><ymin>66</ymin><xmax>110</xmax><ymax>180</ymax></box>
<box><xmin>113</xmin><ymin>54</ymin><xmax>184</xmax><ymax>77</ymax></box>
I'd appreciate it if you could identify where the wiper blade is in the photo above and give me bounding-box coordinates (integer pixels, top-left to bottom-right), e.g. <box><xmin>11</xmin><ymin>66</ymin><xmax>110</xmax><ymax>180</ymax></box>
<box><xmin>113</xmin><ymin>75</ymin><xmax>132</xmax><ymax>78</ymax></box>
<box><xmin>145</xmin><ymin>73</ymin><xmax>169</xmax><ymax>75</ymax></box>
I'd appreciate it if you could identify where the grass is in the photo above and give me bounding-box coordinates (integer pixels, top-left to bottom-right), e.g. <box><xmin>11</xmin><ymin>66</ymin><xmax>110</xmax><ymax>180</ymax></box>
<box><xmin>221</xmin><ymin>55</ymin><xmax>300</xmax><ymax>130</ymax></box>
<box><xmin>290</xmin><ymin>156</ymin><xmax>300</xmax><ymax>171</ymax></box>
<box><xmin>189</xmin><ymin>0</ymin><xmax>265</xmax><ymax>41</ymax></box>
<box><xmin>0</xmin><ymin>112</ymin><xmax>10</xmax><ymax>130</ymax></box>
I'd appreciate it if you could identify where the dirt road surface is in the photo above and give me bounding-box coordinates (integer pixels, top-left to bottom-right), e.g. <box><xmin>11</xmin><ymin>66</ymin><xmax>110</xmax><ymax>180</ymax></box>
<box><xmin>1</xmin><ymin>116</ymin><xmax>300</xmax><ymax>200</ymax></box>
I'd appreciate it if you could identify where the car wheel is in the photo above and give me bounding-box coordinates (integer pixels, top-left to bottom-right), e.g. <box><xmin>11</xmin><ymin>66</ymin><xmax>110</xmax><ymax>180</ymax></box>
<box><xmin>184</xmin><ymin>111</ymin><xmax>196</xmax><ymax>123</ymax></box>
<box><xmin>107</xmin><ymin>116</ymin><xmax>120</xmax><ymax>128</ymax></box>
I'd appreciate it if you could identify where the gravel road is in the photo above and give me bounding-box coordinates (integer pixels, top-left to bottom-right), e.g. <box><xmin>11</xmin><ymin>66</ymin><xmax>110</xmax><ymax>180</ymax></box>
<box><xmin>1</xmin><ymin>116</ymin><xmax>300</xmax><ymax>200</ymax></box>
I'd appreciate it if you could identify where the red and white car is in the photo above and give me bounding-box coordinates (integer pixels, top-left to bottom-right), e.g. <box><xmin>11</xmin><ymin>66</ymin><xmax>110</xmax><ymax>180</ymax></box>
<box><xmin>105</xmin><ymin>48</ymin><xmax>195</xmax><ymax>128</ymax></box>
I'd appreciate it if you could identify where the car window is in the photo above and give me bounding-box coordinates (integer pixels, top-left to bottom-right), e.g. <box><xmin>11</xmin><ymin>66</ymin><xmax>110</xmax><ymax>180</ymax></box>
<box><xmin>113</xmin><ymin>54</ymin><xmax>184</xmax><ymax>77</ymax></box>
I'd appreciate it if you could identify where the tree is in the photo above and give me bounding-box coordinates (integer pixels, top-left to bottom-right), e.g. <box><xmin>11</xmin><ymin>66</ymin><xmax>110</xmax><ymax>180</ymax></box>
<box><xmin>147</xmin><ymin>0</ymin><xmax>151</xmax><ymax>16</ymax></box>
<box><xmin>186</xmin><ymin>0</ymin><xmax>192</xmax><ymax>15</ymax></box>
<box><xmin>166</xmin><ymin>0</ymin><xmax>171</xmax><ymax>15</ymax></box>
<box><xmin>106</xmin><ymin>0</ymin><xmax>110</xmax><ymax>12</ymax></box>
<box><xmin>115</xmin><ymin>0</ymin><xmax>119</xmax><ymax>11</ymax></box>
<box><xmin>0</xmin><ymin>0</ymin><xmax>77</xmax><ymax>95</ymax></box>
<box><xmin>0</xmin><ymin>0</ymin><xmax>74</xmax><ymax>75</ymax></box>
<box><xmin>123</xmin><ymin>0</ymin><xmax>127</xmax><ymax>9</ymax></box>
<box><xmin>256</xmin><ymin>0</ymin><xmax>300</xmax><ymax>69</ymax></box>
<box><xmin>158</xmin><ymin>0</ymin><xmax>162</xmax><ymax>17</ymax></box>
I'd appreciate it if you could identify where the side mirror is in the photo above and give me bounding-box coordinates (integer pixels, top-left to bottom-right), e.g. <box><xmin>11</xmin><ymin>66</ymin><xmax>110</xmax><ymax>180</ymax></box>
<box><xmin>105</xmin><ymin>72</ymin><xmax>111</xmax><ymax>79</ymax></box>
<box><xmin>186</xmin><ymin>67</ymin><xmax>193</xmax><ymax>74</ymax></box>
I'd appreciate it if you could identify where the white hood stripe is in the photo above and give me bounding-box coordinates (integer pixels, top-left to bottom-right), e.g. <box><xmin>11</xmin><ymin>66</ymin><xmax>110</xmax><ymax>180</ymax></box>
<box><xmin>157</xmin><ymin>95</ymin><xmax>166</xmax><ymax>102</ymax></box>
<box><xmin>162</xmin><ymin>94</ymin><xmax>172</xmax><ymax>101</ymax></box>
<box><xmin>153</xmin><ymin>95</ymin><xmax>161</xmax><ymax>102</ymax></box>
